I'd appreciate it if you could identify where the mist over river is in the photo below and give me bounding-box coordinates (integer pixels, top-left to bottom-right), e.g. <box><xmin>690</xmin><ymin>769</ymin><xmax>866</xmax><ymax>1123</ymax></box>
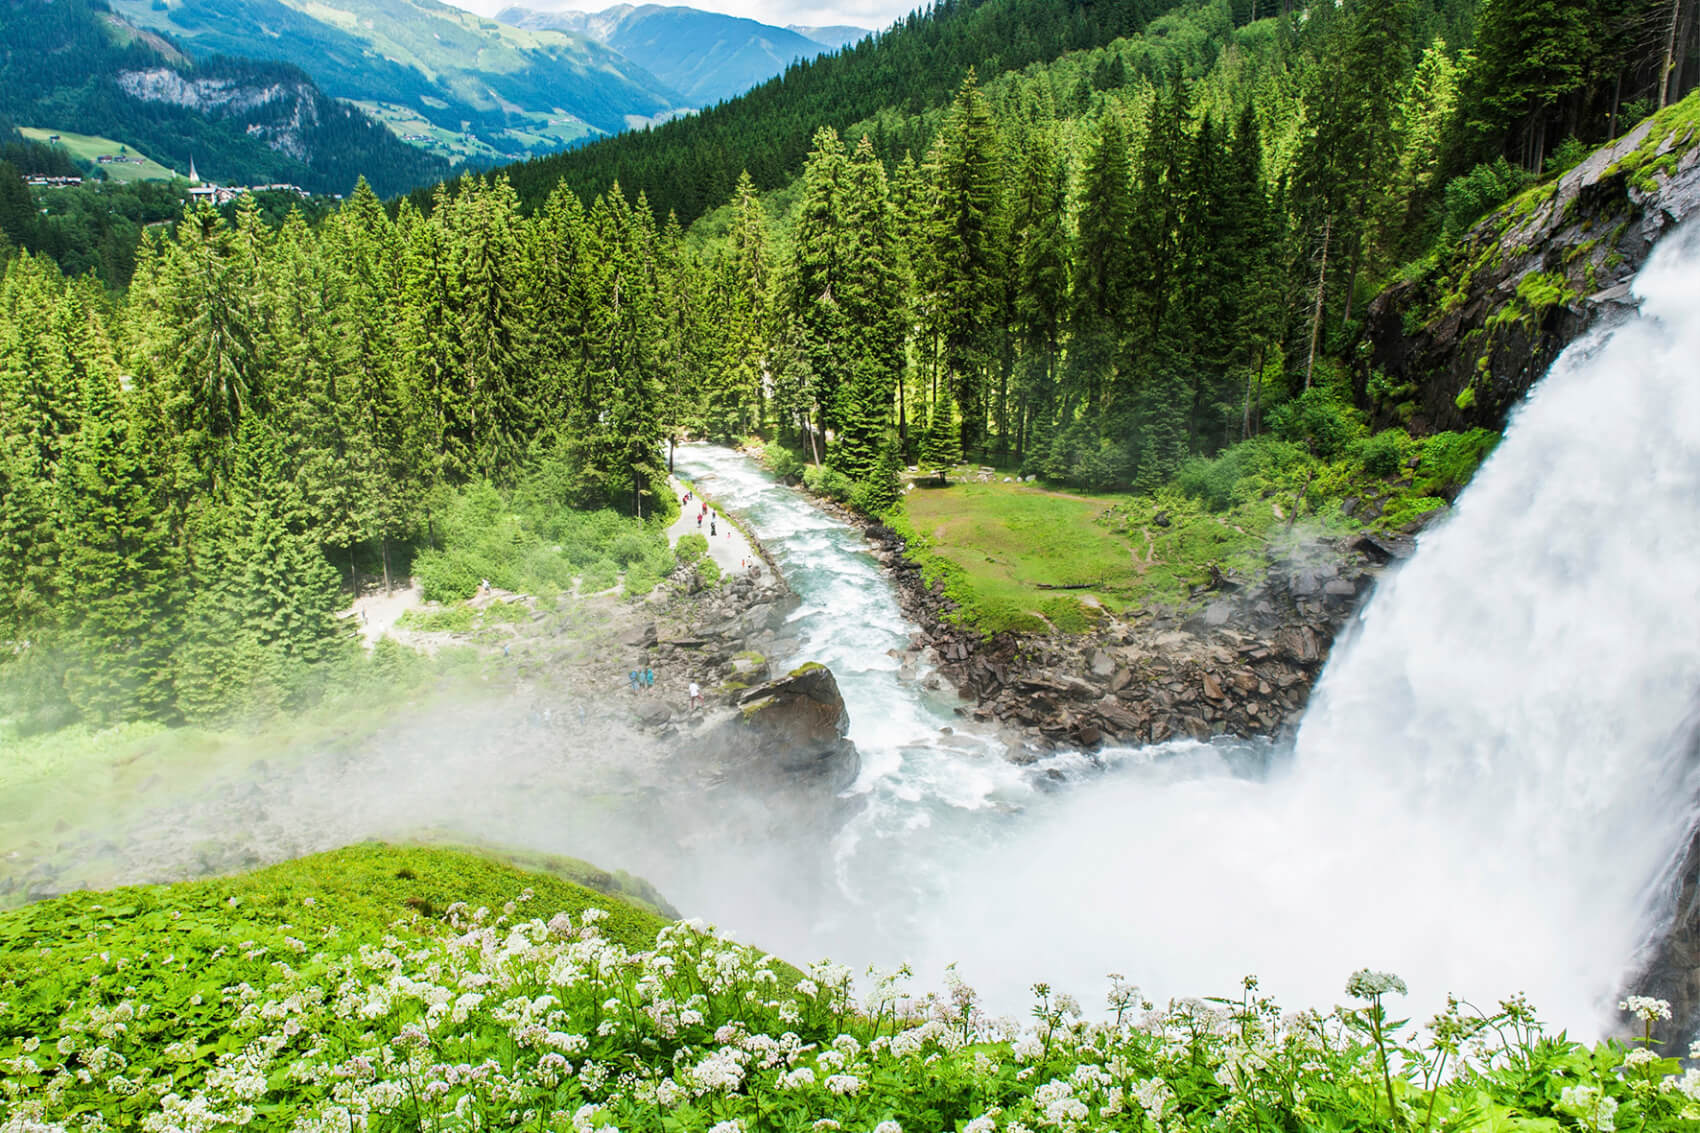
<box><xmin>670</xmin><ymin>221</ymin><xmax>1700</xmax><ymax>1039</ymax></box>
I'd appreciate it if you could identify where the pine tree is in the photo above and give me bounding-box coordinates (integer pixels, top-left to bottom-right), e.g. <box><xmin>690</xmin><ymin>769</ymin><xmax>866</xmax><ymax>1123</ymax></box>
<box><xmin>789</xmin><ymin>126</ymin><xmax>851</xmax><ymax>464</ymax></box>
<box><xmin>833</xmin><ymin>135</ymin><xmax>904</xmax><ymax>481</ymax></box>
<box><xmin>919</xmin><ymin>393</ymin><xmax>962</xmax><ymax>477</ymax></box>
<box><xmin>928</xmin><ymin>70</ymin><xmax>1006</xmax><ymax>456</ymax></box>
<box><xmin>56</xmin><ymin>365</ymin><xmax>181</xmax><ymax>723</ymax></box>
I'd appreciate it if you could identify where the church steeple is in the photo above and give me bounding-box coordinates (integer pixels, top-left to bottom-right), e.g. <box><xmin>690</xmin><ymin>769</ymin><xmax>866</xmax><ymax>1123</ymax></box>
<box><xmin>188</xmin><ymin>156</ymin><xmax>199</xmax><ymax>185</ymax></box>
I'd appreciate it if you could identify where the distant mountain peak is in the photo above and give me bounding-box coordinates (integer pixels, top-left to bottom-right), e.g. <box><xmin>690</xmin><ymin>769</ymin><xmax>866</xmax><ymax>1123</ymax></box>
<box><xmin>497</xmin><ymin>3</ymin><xmax>852</xmax><ymax>105</ymax></box>
<box><xmin>785</xmin><ymin>24</ymin><xmax>867</xmax><ymax>50</ymax></box>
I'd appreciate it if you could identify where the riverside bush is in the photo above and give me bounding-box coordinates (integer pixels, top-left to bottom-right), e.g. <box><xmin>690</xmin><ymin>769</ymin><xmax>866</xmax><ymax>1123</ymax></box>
<box><xmin>763</xmin><ymin>442</ymin><xmax>805</xmax><ymax>483</ymax></box>
<box><xmin>803</xmin><ymin>464</ymin><xmax>855</xmax><ymax>502</ymax></box>
<box><xmin>3</xmin><ymin>870</ymin><xmax>1697</xmax><ymax>1132</ymax></box>
<box><xmin>414</xmin><ymin>481</ymin><xmax>675</xmax><ymax>602</ymax></box>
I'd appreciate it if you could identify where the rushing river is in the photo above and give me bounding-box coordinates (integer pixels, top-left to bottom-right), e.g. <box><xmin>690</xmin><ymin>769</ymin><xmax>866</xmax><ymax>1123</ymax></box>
<box><xmin>673</xmin><ymin>223</ymin><xmax>1700</xmax><ymax>1038</ymax></box>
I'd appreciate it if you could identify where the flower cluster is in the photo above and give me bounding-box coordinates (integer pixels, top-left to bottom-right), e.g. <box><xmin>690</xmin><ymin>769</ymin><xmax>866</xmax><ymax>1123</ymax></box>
<box><xmin>2</xmin><ymin>901</ymin><xmax>1697</xmax><ymax>1132</ymax></box>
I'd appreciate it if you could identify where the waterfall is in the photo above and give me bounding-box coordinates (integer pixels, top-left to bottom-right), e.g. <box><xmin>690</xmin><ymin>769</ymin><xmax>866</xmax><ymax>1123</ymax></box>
<box><xmin>673</xmin><ymin>224</ymin><xmax>1700</xmax><ymax>1038</ymax></box>
<box><xmin>908</xmin><ymin>223</ymin><xmax>1700</xmax><ymax>1035</ymax></box>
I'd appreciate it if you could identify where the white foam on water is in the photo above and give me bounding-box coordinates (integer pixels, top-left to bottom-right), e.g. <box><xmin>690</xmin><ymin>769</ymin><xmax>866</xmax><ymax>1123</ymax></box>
<box><xmin>676</xmin><ymin>231</ymin><xmax>1700</xmax><ymax>1036</ymax></box>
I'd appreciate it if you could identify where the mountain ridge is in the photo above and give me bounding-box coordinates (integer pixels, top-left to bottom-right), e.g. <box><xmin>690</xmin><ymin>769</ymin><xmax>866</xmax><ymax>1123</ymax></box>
<box><xmin>495</xmin><ymin>3</ymin><xmax>855</xmax><ymax>106</ymax></box>
<box><xmin>102</xmin><ymin>0</ymin><xmax>686</xmax><ymax>162</ymax></box>
<box><xmin>0</xmin><ymin>0</ymin><xmax>450</xmax><ymax>195</ymax></box>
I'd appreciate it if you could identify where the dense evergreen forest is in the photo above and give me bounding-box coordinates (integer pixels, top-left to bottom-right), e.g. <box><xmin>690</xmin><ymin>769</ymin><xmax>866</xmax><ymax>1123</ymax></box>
<box><xmin>2</xmin><ymin>0</ymin><xmax>1697</xmax><ymax>731</ymax></box>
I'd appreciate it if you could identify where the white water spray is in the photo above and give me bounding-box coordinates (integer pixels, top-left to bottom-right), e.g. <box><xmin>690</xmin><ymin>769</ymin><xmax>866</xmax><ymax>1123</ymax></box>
<box><xmin>910</xmin><ymin>225</ymin><xmax>1700</xmax><ymax>1035</ymax></box>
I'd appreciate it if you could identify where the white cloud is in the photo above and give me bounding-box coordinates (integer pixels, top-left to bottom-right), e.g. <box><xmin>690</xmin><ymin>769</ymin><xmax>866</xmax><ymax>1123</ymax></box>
<box><xmin>443</xmin><ymin>0</ymin><xmax>909</xmax><ymax>35</ymax></box>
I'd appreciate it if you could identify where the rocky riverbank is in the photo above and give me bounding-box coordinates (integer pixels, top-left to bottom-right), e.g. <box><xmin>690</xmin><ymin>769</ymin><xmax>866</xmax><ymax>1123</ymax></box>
<box><xmin>864</xmin><ymin>520</ymin><xmax>1418</xmax><ymax>753</ymax></box>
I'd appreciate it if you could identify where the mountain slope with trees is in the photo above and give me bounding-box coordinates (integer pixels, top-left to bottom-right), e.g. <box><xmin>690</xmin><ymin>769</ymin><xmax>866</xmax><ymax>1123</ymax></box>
<box><xmin>3</xmin><ymin>0</ymin><xmax>1697</xmax><ymax>734</ymax></box>
<box><xmin>496</xmin><ymin>0</ymin><xmax>1202</xmax><ymax>222</ymax></box>
<box><xmin>103</xmin><ymin>0</ymin><xmax>684</xmax><ymax>161</ymax></box>
<box><xmin>0</xmin><ymin>0</ymin><xmax>449</xmax><ymax>196</ymax></box>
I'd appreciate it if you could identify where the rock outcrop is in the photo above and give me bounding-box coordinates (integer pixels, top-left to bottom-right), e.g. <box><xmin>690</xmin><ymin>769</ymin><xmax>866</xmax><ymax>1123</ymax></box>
<box><xmin>867</xmin><ymin>522</ymin><xmax>1409</xmax><ymax>753</ymax></box>
<box><xmin>1363</xmin><ymin>100</ymin><xmax>1700</xmax><ymax>435</ymax></box>
<box><xmin>676</xmin><ymin>663</ymin><xmax>860</xmax><ymax>833</ymax></box>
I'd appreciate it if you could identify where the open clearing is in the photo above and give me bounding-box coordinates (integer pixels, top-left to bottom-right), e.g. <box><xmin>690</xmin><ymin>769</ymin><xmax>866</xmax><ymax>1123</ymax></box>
<box><xmin>901</xmin><ymin>477</ymin><xmax>1139</xmax><ymax>627</ymax></box>
<box><xmin>19</xmin><ymin>128</ymin><xmax>178</xmax><ymax>182</ymax></box>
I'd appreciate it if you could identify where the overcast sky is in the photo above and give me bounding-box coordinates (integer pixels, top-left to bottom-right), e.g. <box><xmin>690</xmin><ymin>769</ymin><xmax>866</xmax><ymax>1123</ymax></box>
<box><xmin>446</xmin><ymin>0</ymin><xmax>910</xmax><ymax>34</ymax></box>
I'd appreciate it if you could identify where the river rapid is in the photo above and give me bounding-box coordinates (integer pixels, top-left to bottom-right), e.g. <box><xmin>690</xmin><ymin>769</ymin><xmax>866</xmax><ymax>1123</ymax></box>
<box><xmin>671</xmin><ymin>222</ymin><xmax>1700</xmax><ymax>1039</ymax></box>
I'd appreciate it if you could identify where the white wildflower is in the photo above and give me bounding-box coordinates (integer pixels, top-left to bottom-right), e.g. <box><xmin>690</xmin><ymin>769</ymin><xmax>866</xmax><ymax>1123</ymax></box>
<box><xmin>1620</xmin><ymin>996</ymin><xmax>1673</xmax><ymax>1022</ymax></box>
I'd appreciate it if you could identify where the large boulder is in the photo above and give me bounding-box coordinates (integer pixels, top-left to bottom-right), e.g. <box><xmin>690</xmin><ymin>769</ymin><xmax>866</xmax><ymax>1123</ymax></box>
<box><xmin>686</xmin><ymin>663</ymin><xmax>858</xmax><ymax>797</ymax></box>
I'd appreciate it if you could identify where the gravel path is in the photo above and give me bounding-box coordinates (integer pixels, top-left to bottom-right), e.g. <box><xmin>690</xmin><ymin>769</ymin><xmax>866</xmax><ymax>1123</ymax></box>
<box><xmin>667</xmin><ymin>475</ymin><xmax>769</xmax><ymax>584</ymax></box>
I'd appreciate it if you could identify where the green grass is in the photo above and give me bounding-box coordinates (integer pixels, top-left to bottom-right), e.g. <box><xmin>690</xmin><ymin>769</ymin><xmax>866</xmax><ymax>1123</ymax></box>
<box><xmin>0</xmin><ymin>843</ymin><xmax>678</xmax><ymax>1113</ymax></box>
<box><xmin>0</xmin><ymin>660</ymin><xmax>493</xmax><ymax>897</ymax></box>
<box><xmin>896</xmin><ymin>478</ymin><xmax>1139</xmax><ymax>633</ymax></box>
<box><xmin>18</xmin><ymin>128</ymin><xmax>178</xmax><ymax>182</ymax></box>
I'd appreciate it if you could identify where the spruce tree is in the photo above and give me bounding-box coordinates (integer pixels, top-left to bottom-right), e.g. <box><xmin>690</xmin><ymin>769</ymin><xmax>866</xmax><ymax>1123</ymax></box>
<box><xmin>919</xmin><ymin>394</ymin><xmax>962</xmax><ymax>477</ymax></box>
<box><xmin>175</xmin><ymin>418</ymin><xmax>345</xmax><ymax>722</ymax></box>
<box><xmin>789</xmin><ymin>126</ymin><xmax>851</xmax><ymax>464</ymax></box>
<box><xmin>833</xmin><ymin>136</ymin><xmax>903</xmax><ymax>482</ymax></box>
<box><xmin>56</xmin><ymin>366</ymin><xmax>181</xmax><ymax>723</ymax></box>
<box><xmin>928</xmin><ymin>70</ymin><xmax>1006</xmax><ymax>457</ymax></box>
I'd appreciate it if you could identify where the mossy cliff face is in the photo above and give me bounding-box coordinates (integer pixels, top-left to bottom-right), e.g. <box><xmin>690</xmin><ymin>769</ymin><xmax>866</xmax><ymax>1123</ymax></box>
<box><xmin>1363</xmin><ymin>94</ymin><xmax>1700</xmax><ymax>433</ymax></box>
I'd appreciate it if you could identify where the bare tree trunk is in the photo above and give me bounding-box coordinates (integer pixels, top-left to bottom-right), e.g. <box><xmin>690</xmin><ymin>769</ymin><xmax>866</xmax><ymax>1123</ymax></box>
<box><xmin>381</xmin><ymin>538</ymin><xmax>391</xmax><ymax>592</ymax></box>
<box><xmin>805</xmin><ymin>407</ymin><xmax>822</xmax><ymax>465</ymax></box>
<box><xmin>1665</xmin><ymin>0</ymin><xmax>1683</xmax><ymax>108</ymax></box>
<box><xmin>1609</xmin><ymin>73</ymin><xmax>1622</xmax><ymax>138</ymax></box>
<box><xmin>350</xmin><ymin>545</ymin><xmax>359</xmax><ymax>599</ymax></box>
<box><xmin>897</xmin><ymin>362</ymin><xmax>908</xmax><ymax>457</ymax></box>
<box><xmin>1242</xmin><ymin>345</ymin><xmax>1264</xmax><ymax>440</ymax></box>
<box><xmin>1305</xmin><ymin>216</ymin><xmax>1331</xmax><ymax>391</ymax></box>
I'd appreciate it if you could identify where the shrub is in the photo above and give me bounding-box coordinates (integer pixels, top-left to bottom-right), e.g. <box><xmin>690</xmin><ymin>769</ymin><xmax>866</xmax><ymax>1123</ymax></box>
<box><xmin>1039</xmin><ymin>595</ymin><xmax>1092</xmax><ymax>632</ymax></box>
<box><xmin>607</xmin><ymin>531</ymin><xmax>653</xmax><ymax>566</ymax></box>
<box><xmin>1354</xmin><ymin>429</ymin><xmax>1412</xmax><ymax>479</ymax></box>
<box><xmin>1266</xmin><ymin>389</ymin><xmax>1363</xmax><ymax>461</ymax></box>
<box><xmin>802</xmin><ymin>464</ymin><xmax>854</xmax><ymax>502</ymax></box>
<box><xmin>1440</xmin><ymin>157</ymin><xmax>1534</xmax><ymax>238</ymax></box>
<box><xmin>1543</xmin><ymin>135</ymin><xmax>1589</xmax><ymax>176</ymax></box>
<box><xmin>396</xmin><ymin>605</ymin><xmax>476</xmax><ymax>633</ymax></box>
<box><xmin>1380</xmin><ymin>494</ymin><xmax>1449</xmax><ymax>529</ymax></box>
<box><xmin>1417</xmin><ymin>428</ymin><xmax>1499</xmax><ymax>495</ymax></box>
<box><xmin>578</xmin><ymin>558</ymin><xmax>619</xmax><ymax>593</ymax></box>
<box><xmin>1172</xmin><ymin>436</ymin><xmax>1314</xmax><ymax>512</ymax></box>
<box><xmin>675</xmin><ymin>532</ymin><xmax>709</xmax><ymax>565</ymax></box>
<box><xmin>1073</xmin><ymin>439</ymin><xmax>1134</xmax><ymax>491</ymax></box>
<box><xmin>695</xmin><ymin>554</ymin><xmax>722</xmax><ymax>588</ymax></box>
<box><xmin>623</xmin><ymin>559</ymin><xmax>661</xmax><ymax>597</ymax></box>
<box><xmin>763</xmin><ymin>441</ymin><xmax>805</xmax><ymax>482</ymax></box>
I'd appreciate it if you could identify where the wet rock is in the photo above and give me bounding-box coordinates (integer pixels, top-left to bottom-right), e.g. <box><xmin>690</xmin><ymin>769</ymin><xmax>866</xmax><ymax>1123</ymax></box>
<box><xmin>1349</xmin><ymin>531</ymin><xmax>1417</xmax><ymax>563</ymax></box>
<box><xmin>691</xmin><ymin>664</ymin><xmax>858</xmax><ymax>794</ymax></box>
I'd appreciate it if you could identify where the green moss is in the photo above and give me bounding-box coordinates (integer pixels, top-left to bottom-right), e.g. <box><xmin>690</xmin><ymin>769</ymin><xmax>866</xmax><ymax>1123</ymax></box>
<box><xmin>787</xmin><ymin>662</ymin><xmax>826</xmax><ymax>676</ymax></box>
<box><xmin>1454</xmin><ymin>385</ymin><xmax>1476</xmax><ymax>411</ymax></box>
<box><xmin>1606</xmin><ymin>90</ymin><xmax>1700</xmax><ymax>192</ymax></box>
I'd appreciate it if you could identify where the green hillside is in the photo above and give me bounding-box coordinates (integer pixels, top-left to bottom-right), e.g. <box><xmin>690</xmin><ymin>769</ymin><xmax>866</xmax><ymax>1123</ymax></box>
<box><xmin>17</xmin><ymin>128</ymin><xmax>176</xmax><ymax>183</ymax></box>
<box><xmin>105</xmin><ymin>0</ymin><xmax>681</xmax><ymax>160</ymax></box>
<box><xmin>0</xmin><ymin>0</ymin><xmax>451</xmax><ymax>196</ymax></box>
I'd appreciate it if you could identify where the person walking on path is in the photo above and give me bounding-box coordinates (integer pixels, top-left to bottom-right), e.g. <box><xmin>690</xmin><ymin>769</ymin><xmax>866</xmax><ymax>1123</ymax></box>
<box><xmin>629</xmin><ymin>670</ymin><xmax>641</xmax><ymax>692</ymax></box>
<box><xmin>643</xmin><ymin>666</ymin><xmax>654</xmax><ymax>689</ymax></box>
<box><xmin>710</xmin><ymin>518</ymin><xmax>717</xmax><ymax>537</ymax></box>
<box><xmin>688</xmin><ymin>681</ymin><xmax>703</xmax><ymax>711</ymax></box>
